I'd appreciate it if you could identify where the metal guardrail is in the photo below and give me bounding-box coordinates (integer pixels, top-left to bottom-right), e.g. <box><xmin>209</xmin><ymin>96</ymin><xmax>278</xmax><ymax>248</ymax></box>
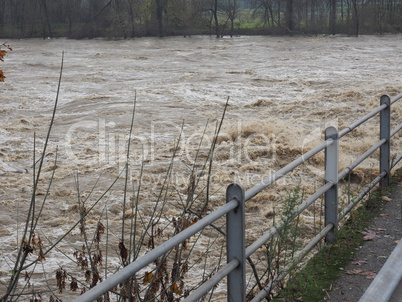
<box><xmin>74</xmin><ymin>93</ymin><xmax>402</xmax><ymax>302</ymax></box>
<box><xmin>359</xmin><ymin>239</ymin><xmax>402</xmax><ymax>302</ymax></box>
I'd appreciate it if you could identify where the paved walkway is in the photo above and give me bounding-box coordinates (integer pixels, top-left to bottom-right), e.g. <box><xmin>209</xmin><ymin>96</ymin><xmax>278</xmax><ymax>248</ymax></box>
<box><xmin>326</xmin><ymin>181</ymin><xmax>402</xmax><ymax>302</ymax></box>
<box><xmin>391</xmin><ymin>280</ymin><xmax>402</xmax><ymax>302</ymax></box>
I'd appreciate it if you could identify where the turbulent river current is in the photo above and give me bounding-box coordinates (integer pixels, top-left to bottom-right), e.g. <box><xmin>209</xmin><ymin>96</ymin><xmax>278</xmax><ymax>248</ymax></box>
<box><xmin>0</xmin><ymin>35</ymin><xmax>401</xmax><ymax>300</ymax></box>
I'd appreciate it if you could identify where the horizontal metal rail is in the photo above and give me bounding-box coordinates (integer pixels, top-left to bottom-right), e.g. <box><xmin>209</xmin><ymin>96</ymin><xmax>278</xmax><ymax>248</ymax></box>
<box><xmin>392</xmin><ymin>153</ymin><xmax>402</xmax><ymax>170</ymax></box>
<box><xmin>248</xmin><ymin>94</ymin><xmax>400</xmax><ymax>301</ymax></box>
<box><xmin>245</xmin><ymin>139</ymin><xmax>333</xmax><ymax>201</ymax></box>
<box><xmin>391</xmin><ymin>121</ymin><xmax>402</xmax><ymax>170</ymax></box>
<box><xmin>183</xmin><ymin>259</ymin><xmax>239</xmax><ymax>302</ymax></box>
<box><xmin>354</xmin><ymin>92</ymin><xmax>402</xmax><ymax>302</ymax></box>
<box><xmin>338</xmin><ymin>92</ymin><xmax>401</xmax><ymax>139</ymax></box>
<box><xmin>246</xmin><ymin>181</ymin><xmax>334</xmax><ymax>257</ymax></box>
<box><xmin>338</xmin><ymin>171</ymin><xmax>386</xmax><ymax>221</ymax></box>
<box><xmin>391</xmin><ymin>123</ymin><xmax>402</xmax><ymax>138</ymax></box>
<box><xmin>73</xmin><ymin>199</ymin><xmax>239</xmax><ymax>302</ymax></box>
<box><xmin>391</xmin><ymin>93</ymin><xmax>402</xmax><ymax>104</ymax></box>
<box><xmin>73</xmin><ymin>94</ymin><xmax>400</xmax><ymax>302</ymax></box>
<box><xmin>339</xmin><ymin>104</ymin><xmax>387</xmax><ymax>138</ymax></box>
<box><xmin>251</xmin><ymin>223</ymin><xmax>334</xmax><ymax>302</ymax></box>
<box><xmin>359</xmin><ymin>239</ymin><xmax>402</xmax><ymax>302</ymax></box>
<box><xmin>338</xmin><ymin>138</ymin><xmax>386</xmax><ymax>181</ymax></box>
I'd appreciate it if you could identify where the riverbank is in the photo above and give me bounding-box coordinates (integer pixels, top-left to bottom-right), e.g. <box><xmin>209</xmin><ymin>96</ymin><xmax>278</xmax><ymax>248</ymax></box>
<box><xmin>274</xmin><ymin>169</ymin><xmax>402</xmax><ymax>301</ymax></box>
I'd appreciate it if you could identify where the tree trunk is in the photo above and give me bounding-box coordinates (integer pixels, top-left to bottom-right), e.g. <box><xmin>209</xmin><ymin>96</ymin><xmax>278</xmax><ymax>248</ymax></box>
<box><xmin>41</xmin><ymin>0</ymin><xmax>53</xmax><ymax>38</ymax></box>
<box><xmin>214</xmin><ymin>0</ymin><xmax>219</xmax><ymax>37</ymax></box>
<box><xmin>340</xmin><ymin>0</ymin><xmax>344</xmax><ymax>24</ymax></box>
<box><xmin>277</xmin><ymin>0</ymin><xmax>281</xmax><ymax>27</ymax></box>
<box><xmin>268</xmin><ymin>3</ymin><xmax>274</xmax><ymax>27</ymax></box>
<box><xmin>66</xmin><ymin>0</ymin><xmax>73</xmax><ymax>37</ymax></box>
<box><xmin>156</xmin><ymin>0</ymin><xmax>164</xmax><ymax>37</ymax></box>
<box><xmin>229</xmin><ymin>0</ymin><xmax>237</xmax><ymax>37</ymax></box>
<box><xmin>286</xmin><ymin>0</ymin><xmax>294</xmax><ymax>34</ymax></box>
<box><xmin>311</xmin><ymin>0</ymin><xmax>316</xmax><ymax>30</ymax></box>
<box><xmin>0</xmin><ymin>0</ymin><xmax>5</xmax><ymax>32</ymax></box>
<box><xmin>330</xmin><ymin>0</ymin><xmax>336</xmax><ymax>34</ymax></box>
<box><xmin>127</xmin><ymin>0</ymin><xmax>136</xmax><ymax>37</ymax></box>
<box><xmin>351</xmin><ymin>0</ymin><xmax>359</xmax><ymax>36</ymax></box>
<box><xmin>20</xmin><ymin>0</ymin><xmax>26</xmax><ymax>37</ymax></box>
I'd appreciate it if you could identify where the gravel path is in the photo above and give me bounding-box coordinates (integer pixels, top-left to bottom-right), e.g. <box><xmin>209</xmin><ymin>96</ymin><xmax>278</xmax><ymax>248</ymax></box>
<box><xmin>326</xmin><ymin>179</ymin><xmax>402</xmax><ymax>302</ymax></box>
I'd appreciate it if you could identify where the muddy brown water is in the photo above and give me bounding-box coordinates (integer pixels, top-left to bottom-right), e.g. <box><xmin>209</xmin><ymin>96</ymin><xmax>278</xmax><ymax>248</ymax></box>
<box><xmin>0</xmin><ymin>35</ymin><xmax>401</xmax><ymax>300</ymax></box>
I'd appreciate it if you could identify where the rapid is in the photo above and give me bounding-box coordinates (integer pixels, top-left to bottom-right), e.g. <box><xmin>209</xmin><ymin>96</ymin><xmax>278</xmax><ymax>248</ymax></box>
<box><xmin>0</xmin><ymin>35</ymin><xmax>401</xmax><ymax>300</ymax></box>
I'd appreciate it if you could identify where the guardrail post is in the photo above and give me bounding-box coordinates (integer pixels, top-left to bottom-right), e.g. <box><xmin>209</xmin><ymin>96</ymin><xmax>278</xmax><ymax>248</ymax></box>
<box><xmin>325</xmin><ymin>126</ymin><xmax>339</xmax><ymax>243</ymax></box>
<box><xmin>380</xmin><ymin>94</ymin><xmax>391</xmax><ymax>187</ymax></box>
<box><xmin>226</xmin><ymin>183</ymin><xmax>246</xmax><ymax>302</ymax></box>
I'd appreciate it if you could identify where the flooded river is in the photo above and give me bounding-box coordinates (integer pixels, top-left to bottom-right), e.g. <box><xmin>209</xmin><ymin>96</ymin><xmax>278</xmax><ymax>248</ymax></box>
<box><xmin>0</xmin><ymin>35</ymin><xmax>401</xmax><ymax>300</ymax></box>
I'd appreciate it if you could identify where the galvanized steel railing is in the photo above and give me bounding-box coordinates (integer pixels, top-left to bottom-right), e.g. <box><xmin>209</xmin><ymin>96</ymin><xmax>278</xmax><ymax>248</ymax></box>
<box><xmin>359</xmin><ymin>239</ymin><xmax>402</xmax><ymax>302</ymax></box>
<box><xmin>74</xmin><ymin>94</ymin><xmax>402</xmax><ymax>302</ymax></box>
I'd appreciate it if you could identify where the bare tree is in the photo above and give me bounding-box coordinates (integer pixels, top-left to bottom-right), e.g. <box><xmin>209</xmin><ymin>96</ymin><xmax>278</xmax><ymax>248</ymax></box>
<box><xmin>286</xmin><ymin>0</ymin><xmax>294</xmax><ymax>33</ymax></box>
<box><xmin>253</xmin><ymin>0</ymin><xmax>275</xmax><ymax>28</ymax></box>
<box><xmin>155</xmin><ymin>0</ymin><xmax>167</xmax><ymax>36</ymax></box>
<box><xmin>40</xmin><ymin>0</ymin><xmax>53</xmax><ymax>38</ymax></box>
<box><xmin>0</xmin><ymin>0</ymin><xmax>401</xmax><ymax>38</ymax></box>
<box><xmin>351</xmin><ymin>0</ymin><xmax>359</xmax><ymax>35</ymax></box>
<box><xmin>226</xmin><ymin>0</ymin><xmax>237</xmax><ymax>36</ymax></box>
<box><xmin>330</xmin><ymin>0</ymin><xmax>337</xmax><ymax>34</ymax></box>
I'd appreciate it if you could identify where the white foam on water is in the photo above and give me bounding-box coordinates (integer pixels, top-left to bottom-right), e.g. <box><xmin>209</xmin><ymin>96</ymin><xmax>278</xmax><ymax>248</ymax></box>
<box><xmin>0</xmin><ymin>35</ymin><xmax>401</xmax><ymax>300</ymax></box>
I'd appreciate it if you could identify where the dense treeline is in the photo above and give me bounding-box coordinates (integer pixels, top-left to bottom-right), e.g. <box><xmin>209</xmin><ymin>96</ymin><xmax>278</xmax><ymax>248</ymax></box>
<box><xmin>0</xmin><ymin>0</ymin><xmax>401</xmax><ymax>38</ymax></box>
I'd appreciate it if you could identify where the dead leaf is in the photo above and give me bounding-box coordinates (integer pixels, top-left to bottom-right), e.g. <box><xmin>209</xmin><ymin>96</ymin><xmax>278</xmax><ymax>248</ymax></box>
<box><xmin>171</xmin><ymin>282</ymin><xmax>183</xmax><ymax>295</ymax></box>
<box><xmin>346</xmin><ymin>268</ymin><xmax>364</xmax><ymax>275</ymax></box>
<box><xmin>394</xmin><ymin>240</ymin><xmax>400</xmax><ymax>244</ymax></box>
<box><xmin>351</xmin><ymin>260</ymin><xmax>368</xmax><ymax>266</ymax></box>
<box><xmin>361</xmin><ymin>230</ymin><xmax>378</xmax><ymax>241</ymax></box>
<box><xmin>381</xmin><ymin>196</ymin><xmax>392</xmax><ymax>202</ymax></box>
<box><xmin>346</xmin><ymin>269</ymin><xmax>377</xmax><ymax>279</ymax></box>
<box><xmin>143</xmin><ymin>271</ymin><xmax>153</xmax><ymax>285</ymax></box>
<box><xmin>0</xmin><ymin>49</ymin><xmax>7</xmax><ymax>61</ymax></box>
<box><xmin>379</xmin><ymin>214</ymin><xmax>389</xmax><ymax>217</ymax></box>
<box><xmin>361</xmin><ymin>271</ymin><xmax>377</xmax><ymax>279</ymax></box>
<box><xmin>360</xmin><ymin>228</ymin><xmax>385</xmax><ymax>241</ymax></box>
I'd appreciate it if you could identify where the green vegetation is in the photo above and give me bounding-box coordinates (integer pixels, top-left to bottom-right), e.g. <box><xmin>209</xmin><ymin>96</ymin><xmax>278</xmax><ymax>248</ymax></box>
<box><xmin>275</xmin><ymin>169</ymin><xmax>401</xmax><ymax>302</ymax></box>
<box><xmin>276</xmin><ymin>209</ymin><xmax>367</xmax><ymax>301</ymax></box>
<box><xmin>246</xmin><ymin>186</ymin><xmax>304</xmax><ymax>300</ymax></box>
